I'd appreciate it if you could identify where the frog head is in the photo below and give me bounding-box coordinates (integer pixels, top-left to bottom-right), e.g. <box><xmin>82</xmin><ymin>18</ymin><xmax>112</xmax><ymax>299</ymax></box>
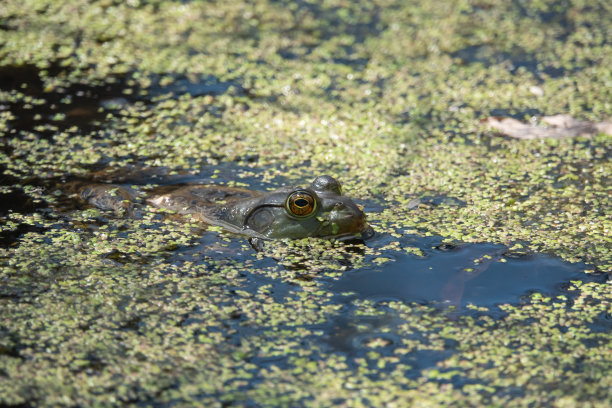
<box><xmin>218</xmin><ymin>175</ymin><xmax>370</xmax><ymax>240</ymax></box>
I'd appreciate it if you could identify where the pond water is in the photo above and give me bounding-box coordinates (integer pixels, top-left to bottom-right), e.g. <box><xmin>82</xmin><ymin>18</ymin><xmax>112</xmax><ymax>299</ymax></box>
<box><xmin>1</xmin><ymin>62</ymin><xmax>609</xmax><ymax>406</ymax></box>
<box><xmin>0</xmin><ymin>64</ymin><xmax>131</xmax><ymax>138</ymax></box>
<box><xmin>320</xmin><ymin>235</ymin><xmax>606</xmax><ymax>362</ymax></box>
<box><xmin>1</xmin><ymin>61</ymin><xmax>602</xmax><ymax>332</ymax></box>
<box><xmin>331</xmin><ymin>240</ymin><xmax>599</xmax><ymax>309</ymax></box>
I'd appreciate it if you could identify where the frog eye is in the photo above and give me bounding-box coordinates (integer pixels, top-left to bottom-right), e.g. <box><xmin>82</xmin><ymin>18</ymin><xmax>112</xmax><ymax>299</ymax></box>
<box><xmin>286</xmin><ymin>191</ymin><xmax>317</xmax><ymax>217</ymax></box>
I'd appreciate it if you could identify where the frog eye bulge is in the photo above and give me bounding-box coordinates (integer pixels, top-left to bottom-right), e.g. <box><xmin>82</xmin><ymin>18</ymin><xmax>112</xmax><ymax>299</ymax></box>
<box><xmin>286</xmin><ymin>191</ymin><xmax>316</xmax><ymax>217</ymax></box>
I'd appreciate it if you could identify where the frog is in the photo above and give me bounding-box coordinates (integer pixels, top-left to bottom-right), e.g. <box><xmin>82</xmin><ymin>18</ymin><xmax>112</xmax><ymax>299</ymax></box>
<box><xmin>71</xmin><ymin>174</ymin><xmax>371</xmax><ymax>241</ymax></box>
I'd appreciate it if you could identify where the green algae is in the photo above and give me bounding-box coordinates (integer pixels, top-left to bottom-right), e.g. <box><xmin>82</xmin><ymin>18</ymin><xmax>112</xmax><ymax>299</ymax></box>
<box><xmin>1</xmin><ymin>0</ymin><xmax>612</xmax><ymax>406</ymax></box>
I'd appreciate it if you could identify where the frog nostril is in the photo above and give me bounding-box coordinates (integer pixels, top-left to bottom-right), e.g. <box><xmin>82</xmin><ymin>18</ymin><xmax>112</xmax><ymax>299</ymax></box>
<box><xmin>334</xmin><ymin>202</ymin><xmax>345</xmax><ymax>210</ymax></box>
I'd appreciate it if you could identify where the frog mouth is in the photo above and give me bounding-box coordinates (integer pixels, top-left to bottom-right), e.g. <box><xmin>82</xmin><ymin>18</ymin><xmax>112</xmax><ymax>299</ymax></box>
<box><xmin>232</xmin><ymin>217</ymin><xmax>373</xmax><ymax>242</ymax></box>
<box><xmin>354</xmin><ymin>225</ymin><xmax>375</xmax><ymax>240</ymax></box>
<box><xmin>319</xmin><ymin>224</ymin><xmax>374</xmax><ymax>241</ymax></box>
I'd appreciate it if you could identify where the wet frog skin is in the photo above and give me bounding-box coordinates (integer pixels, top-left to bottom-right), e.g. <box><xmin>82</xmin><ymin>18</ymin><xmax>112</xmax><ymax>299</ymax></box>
<box><xmin>73</xmin><ymin>175</ymin><xmax>371</xmax><ymax>240</ymax></box>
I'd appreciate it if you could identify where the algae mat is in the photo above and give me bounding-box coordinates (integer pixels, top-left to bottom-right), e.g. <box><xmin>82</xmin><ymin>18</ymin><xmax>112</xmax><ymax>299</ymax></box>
<box><xmin>1</xmin><ymin>1</ymin><xmax>611</xmax><ymax>406</ymax></box>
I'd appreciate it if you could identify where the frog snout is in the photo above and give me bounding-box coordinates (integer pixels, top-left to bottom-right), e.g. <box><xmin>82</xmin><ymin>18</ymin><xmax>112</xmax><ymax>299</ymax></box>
<box><xmin>329</xmin><ymin>202</ymin><xmax>368</xmax><ymax>230</ymax></box>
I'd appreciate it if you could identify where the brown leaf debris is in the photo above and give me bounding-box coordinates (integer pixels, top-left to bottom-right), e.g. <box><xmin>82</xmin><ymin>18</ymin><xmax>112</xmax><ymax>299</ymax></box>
<box><xmin>485</xmin><ymin>114</ymin><xmax>612</xmax><ymax>139</ymax></box>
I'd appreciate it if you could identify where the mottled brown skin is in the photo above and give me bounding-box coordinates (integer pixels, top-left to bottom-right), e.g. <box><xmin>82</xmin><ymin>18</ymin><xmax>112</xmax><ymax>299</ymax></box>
<box><xmin>73</xmin><ymin>175</ymin><xmax>371</xmax><ymax>240</ymax></box>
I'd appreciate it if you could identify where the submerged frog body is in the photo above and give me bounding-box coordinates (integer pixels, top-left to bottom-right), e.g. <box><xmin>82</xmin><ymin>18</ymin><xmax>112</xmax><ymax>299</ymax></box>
<box><xmin>75</xmin><ymin>175</ymin><xmax>371</xmax><ymax>240</ymax></box>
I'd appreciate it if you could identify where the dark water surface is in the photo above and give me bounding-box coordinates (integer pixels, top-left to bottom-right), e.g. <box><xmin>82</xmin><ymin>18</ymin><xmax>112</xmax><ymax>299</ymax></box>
<box><xmin>316</xmin><ymin>235</ymin><xmax>606</xmax><ymax>361</ymax></box>
<box><xmin>0</xmin><ymin>64</ymin><xmax>240</xmax><ymax>139</ymax></box>
<box><xmin>162</xmin><ymin>227</ymin><xmax>606</xmax><ymax>369</ymax></box>
<box><xmin>331</xmin><ymin>241</ymin><xmax>600</xmax><ymax>309</ymax></box>
<box><xmin>0</xmin><ymin>64</ymin><xmax>132</xmax><ymax>137</ymax></box>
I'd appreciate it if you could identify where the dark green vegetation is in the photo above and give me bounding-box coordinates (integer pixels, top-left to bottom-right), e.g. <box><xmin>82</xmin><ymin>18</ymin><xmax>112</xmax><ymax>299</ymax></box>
<box><xmin>1</xmin><ymin>0</ymin><xmax>611</xmax><ymax>406</ymax></box>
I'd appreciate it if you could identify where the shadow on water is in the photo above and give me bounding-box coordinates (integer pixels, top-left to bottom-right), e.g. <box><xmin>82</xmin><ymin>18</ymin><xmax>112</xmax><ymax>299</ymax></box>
<box><xmin>0</xmin><ymin>64</ymin><xmax>132</xmax><ymax>137</ymax></box>
<box><xmin>0</xmin><ymin>183</ymin><xmax>48</xmax><ymax>247</ymax></box>
<box><xmin>0</xmin><ymin>63</ymin><xmax>121</xmax><ymax>244</ymax></box>
<box><xmin>0</xmin><ymin>64</ymin><xmax>242</xmax><ymax>139</ymax></box>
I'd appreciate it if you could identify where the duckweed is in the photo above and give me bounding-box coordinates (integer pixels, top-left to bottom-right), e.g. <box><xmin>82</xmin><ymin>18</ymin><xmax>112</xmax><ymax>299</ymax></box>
<box><xmin>1</xmin><ymin>0</ymin><xmax>611</xmax><ymax>406</ymax></box>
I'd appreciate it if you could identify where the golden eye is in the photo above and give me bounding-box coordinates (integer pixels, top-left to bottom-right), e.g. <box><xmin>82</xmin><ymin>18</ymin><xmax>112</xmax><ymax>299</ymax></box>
<box><xmin>286</xmin><ymin>191</ymin><xmax>316</xmax><ymax>217</ymax></box>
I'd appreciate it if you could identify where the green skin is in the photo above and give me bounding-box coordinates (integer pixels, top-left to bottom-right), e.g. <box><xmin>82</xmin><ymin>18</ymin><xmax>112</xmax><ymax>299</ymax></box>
<box><xmin>79</xmin><ymin>175</ymin><xmax>371</xmax><ymax>240</ymax></box>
